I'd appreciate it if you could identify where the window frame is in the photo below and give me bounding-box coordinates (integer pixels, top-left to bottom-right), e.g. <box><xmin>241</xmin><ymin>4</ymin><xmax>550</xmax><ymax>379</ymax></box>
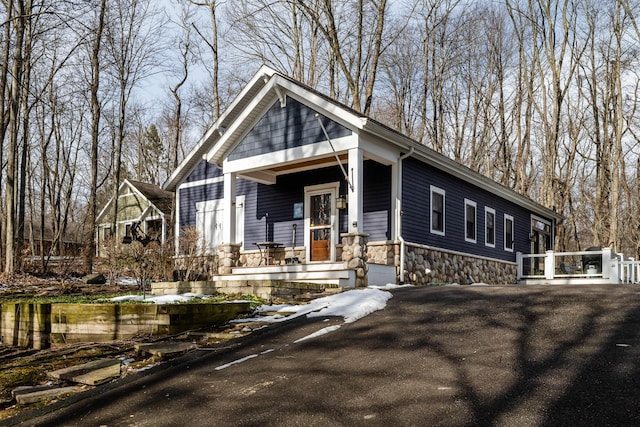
<box><xmin>504</xmin><ymin>214</ymin><xmax>514</xmax><ymax>252</ymax></box>
<box><xmin>464</xmin><ymin>199</ymin><xmax>477</xmax><ymax>243</ymax></box>
<box><xmin>430</xmin><ymin>185</ymin><xmax>446</xmax><ymax>236</ymax></box>
<box><xmin>485</xmin><ymin>207</ymin><xmax>496</xmax><ymax>248</ymax></box>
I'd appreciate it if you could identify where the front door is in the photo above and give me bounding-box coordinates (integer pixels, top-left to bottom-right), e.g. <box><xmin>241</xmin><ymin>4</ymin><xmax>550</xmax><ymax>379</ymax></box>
<box><xmin>305</xmin><ymin>184</ymin><xmax>338</xmax><ymax>262</ymax></box>
<box><xmin>530</xmin><ymin>216</ymin><xmax>552</xmax><ymax>275</ymax></box>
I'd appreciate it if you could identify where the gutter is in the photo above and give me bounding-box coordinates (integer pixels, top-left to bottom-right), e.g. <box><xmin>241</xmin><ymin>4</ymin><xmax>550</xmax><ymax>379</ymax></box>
<box><xmin>397</xmin><ymin>147</ymin><xmax>414</xmax><ymax>284</ymax></box>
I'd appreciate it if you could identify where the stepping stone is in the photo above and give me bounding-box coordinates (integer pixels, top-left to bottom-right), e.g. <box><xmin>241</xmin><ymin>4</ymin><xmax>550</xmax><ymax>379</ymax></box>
<box><xmin>12</xmin><ymin>385</ymin><xmax>57</xmax><ymax>398</ymax></box>
<box><xmin>15</xmin><ymin>386</ymin><xmax>83</xmax><ymax>405</ymax></box>
<box><xmin>48</xmin><ymin>358</ymin><xmax>122</xmax><ymax>385</ymax></box>
<box><xmin>135</xmin><ymin>342</ymin><xmax>196</xmax><ymax>360</ymax></box>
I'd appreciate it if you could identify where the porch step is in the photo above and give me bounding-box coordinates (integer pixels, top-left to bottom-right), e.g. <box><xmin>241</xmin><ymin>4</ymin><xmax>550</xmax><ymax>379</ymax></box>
<box><xmin>217</xmin><ymin>269</ymin><xmax>355</xmax><ymax>286</ymax></box>
<box><xmin>232</xmin><ymin>262</ymin><xmax>347</xmax><ymax>275</ymax></box>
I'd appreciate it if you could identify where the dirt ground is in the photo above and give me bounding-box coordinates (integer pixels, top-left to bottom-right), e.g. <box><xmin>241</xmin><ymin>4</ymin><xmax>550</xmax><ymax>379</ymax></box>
<box><xmin>0</xmin><ymin>273</ymin><xmax>264</xmax><ymax>421</ymax></box>
<box><xmin>0</xmin><ymin>273</ymin><xmax>134</xmax><ymax>300</ymax></box>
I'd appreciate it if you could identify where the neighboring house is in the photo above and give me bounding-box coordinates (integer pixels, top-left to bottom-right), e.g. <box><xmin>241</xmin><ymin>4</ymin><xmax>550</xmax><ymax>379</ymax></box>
<box><xmin>163</xmin><ymin>65</ymin><xmax>561</xmax><ymax>286</ymax></box>
<box><xmin>96</xmin><ymin>179</ymin><xmax>173</xmax><ymax>257</ymax></box>
<box><xmin>23</xmin><ymin>221</ymin><xmax>85</xmax><ymax>257</ymax></box>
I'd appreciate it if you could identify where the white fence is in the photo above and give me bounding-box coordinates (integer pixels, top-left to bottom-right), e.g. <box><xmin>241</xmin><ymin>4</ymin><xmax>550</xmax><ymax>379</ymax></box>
<box><xmin>516</xmin><ymin>248</ymin><xmax>640</xmax><ymax>284</ymax></box>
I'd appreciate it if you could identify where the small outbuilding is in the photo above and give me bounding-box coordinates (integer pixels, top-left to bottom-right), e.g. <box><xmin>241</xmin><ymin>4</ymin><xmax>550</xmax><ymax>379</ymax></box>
<box><xmin>96</xmin><ymin>179</ymin><xmax>173</xmax><ymax>257</ymax></box>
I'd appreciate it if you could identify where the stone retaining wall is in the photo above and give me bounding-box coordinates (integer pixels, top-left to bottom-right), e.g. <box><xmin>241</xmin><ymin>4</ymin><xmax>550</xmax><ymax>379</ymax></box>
<box><xmin>403</xmin><ymin>243</ymin><xmax>516</xmax><ymax>285</ymax></box>
<box><xmin>0</xmin><ymin>301</ymin><xmax>251</xmax><ymax>349</ymax></box>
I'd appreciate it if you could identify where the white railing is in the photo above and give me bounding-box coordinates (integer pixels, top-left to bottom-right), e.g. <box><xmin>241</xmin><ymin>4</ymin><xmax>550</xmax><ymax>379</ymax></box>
<box><xmin>516</xmin><ymin>248</ymin><xmax>640</xmax><ymax>284</ymax></box>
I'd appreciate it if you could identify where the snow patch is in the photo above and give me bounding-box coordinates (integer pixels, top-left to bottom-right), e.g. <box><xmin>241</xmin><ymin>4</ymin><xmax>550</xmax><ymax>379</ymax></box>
<box><xmin>110</xmin><ymin>293</ymin><xmax>211</xmax><ymax>304</ymax></box>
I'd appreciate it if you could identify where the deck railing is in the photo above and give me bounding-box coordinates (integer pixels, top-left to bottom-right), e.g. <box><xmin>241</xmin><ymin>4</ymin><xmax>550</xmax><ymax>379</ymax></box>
<box><xmin>516</xmin><ymin>248</ymin><xmax>640</xmax><ymax>284</ymax></box>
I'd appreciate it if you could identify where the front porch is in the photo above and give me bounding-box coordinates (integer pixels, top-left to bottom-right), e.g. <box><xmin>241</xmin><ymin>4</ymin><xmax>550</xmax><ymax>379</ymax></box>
<box><xmin>517</xmin><ymin>248</ymin><xmax>640</xmax><ymax>285</ymax></box>
<box><xmin>166</xmin><ymin>235</ymin><xmax>398</xmax><ymax>297</ymax></box>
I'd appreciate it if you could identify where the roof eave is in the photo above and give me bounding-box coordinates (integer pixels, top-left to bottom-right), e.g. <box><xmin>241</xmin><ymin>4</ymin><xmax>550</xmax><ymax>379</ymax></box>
<box><xmin>362</xmin><ymin>120</ymin><xmax>563</xmax><ymax>222</ymax></box>
<box><xmin>163</xmin><ymin>65</ymin><xmax>278</xmax><ymax>191</ymax></box>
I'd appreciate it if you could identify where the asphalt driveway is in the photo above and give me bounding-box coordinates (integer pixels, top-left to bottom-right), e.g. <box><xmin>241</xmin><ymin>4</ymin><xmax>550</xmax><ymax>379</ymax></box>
<box><xmin>7</xmin><ymin>285</ymin><xmax>640</xmax><ymax>427</ymax></box>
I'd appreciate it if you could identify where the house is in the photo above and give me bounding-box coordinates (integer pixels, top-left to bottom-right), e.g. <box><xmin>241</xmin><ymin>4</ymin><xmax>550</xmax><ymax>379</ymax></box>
<box><xmin>96</xmin><ymin>179</ymin><xmax>173</xmax><ymax>257</ymax></box>
<box><xmin>22</xmin><ymin>221</ymin><xmax>85</xmax><ymax>257</ymax></box>
<box><xmin>163</xmin><ymin>66</ymin><xmax>561</xmax><ymax>288</ymax></box>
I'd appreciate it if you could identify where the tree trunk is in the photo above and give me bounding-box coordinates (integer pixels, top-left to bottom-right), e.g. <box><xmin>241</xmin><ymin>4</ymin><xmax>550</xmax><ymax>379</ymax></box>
<box><xmin>85</xmin><ymin>0</ymin><xmax>107</xmax><ymax>274</ymax></box>
<box><xmin>4</xmin><ymin>0</ymin><xmax>25</xmax><ymax>273</ymax></box>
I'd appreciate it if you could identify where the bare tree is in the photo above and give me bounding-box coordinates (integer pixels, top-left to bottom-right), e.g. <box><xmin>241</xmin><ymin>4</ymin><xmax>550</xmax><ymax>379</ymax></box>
<box><xmin>103</xmin><ymin>0</ymin><xmax>164</xmax><ymax>234</ymax></box>
<box><xmin>4</xmin><ymin>0</ymin><xmax>26</xmax><ymax>273</ymax></box>
<box><xmin>84</xmin><ymin>0</ymin><xmax>107</xmax><ymax>273</ymax></box>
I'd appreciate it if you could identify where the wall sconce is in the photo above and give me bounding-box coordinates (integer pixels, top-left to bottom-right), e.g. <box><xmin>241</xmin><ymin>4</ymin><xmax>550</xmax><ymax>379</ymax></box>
<box><xmin>336</xmin><ymin>195</ymin><xmax>347</xmax><ymax>210</ymax></box>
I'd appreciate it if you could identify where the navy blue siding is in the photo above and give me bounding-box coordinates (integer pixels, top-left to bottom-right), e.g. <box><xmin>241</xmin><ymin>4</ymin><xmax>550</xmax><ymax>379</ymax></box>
<box><xmin>229</xmin><ymin>98</ymin><xmax>351</xmax><ymax>161</ymax></box>
<box><xmin>184</xmin><ymin>160</ymin><xmax>223</xmax><ymax>183</ymax></box>
<box><xmin>251</xmin><ymin>166</ymin><xmax>347</xmax><ymax>248</ymax></box>
<box><xmin>179</xmin><ymin>182</ymin><xmax>225</xmax><ymax>230</ymax></box>
<box><xmin>179</xmin><ymin>160</ymin><xmax>391</xmax><ymax>250</ymax></box>
<box><xmin>402</xmin><ymin>157</ymin><xmax>550</xmax><ymax>262</ymax></box>
<box><xmin>363</xmin><ymin>162</ymin><xmax>391</xmax><ymax>241</ymax></box>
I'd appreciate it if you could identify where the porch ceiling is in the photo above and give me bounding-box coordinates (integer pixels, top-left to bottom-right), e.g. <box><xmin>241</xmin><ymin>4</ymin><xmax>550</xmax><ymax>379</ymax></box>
<box><xmin>237</xmin><ymin>153</ymin><xmax>349</xmax><ymax>184</ymax></box>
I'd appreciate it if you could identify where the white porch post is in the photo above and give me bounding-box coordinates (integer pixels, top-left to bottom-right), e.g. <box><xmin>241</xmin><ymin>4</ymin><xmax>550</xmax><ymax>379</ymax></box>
<box><xmin>544</xmin><ymin>250</ymin><xmax>554</xmax><ymax>280</ymax></box>
<box><xmin>348</xmin><ymin>147</ymin><xmax>363</xmax><ymax>233</ymax></box>
<box><xmin>174</xmin><ymin>187</ymin><xmax>181</xmax><ymax>255</ymax></box>
<box><xmin>391</xmin><ymin>161</ymin><xmax>399</xmax><ymax>240</ymax></box>
<box><xmin>516</xmin><ymin>252</ymin><xmax>523</xmax><ymax>281</ymax></box>
<box><xmin>223</xmin><ymin>172</ymin><xmax>237</xmax><ymax>244</ymax></box>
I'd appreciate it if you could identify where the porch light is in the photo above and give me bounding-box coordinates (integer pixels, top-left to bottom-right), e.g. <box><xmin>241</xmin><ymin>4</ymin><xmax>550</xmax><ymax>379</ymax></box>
<box><xmin>336</xmin><ymin>196</ymin><xmax>347</xmax><ymax>210</ymax></box>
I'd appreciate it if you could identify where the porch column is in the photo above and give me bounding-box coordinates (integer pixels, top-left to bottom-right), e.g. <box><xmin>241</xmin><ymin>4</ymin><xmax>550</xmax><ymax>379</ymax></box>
<box><xmin>223</xmin><ymin>172</ymin><xmax>237</xmax><ymax>244</ymax></box>
<box><xmin>219</xmin><ymin>172</ymin><xmax>240</xmax><ymax>275</ymax></box>
<box><xmin>348</xmin><ymin>147</ymin><xmax>364</xmax><ymax>233</ymax></box>
<box><xmin>391</xmin><ymin>161</ymin><xmax>399</xmax><ymax>240</ymax></box>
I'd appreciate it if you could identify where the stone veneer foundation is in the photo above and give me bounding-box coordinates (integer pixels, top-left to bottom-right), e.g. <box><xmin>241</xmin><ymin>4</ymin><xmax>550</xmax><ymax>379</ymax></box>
<box><xmin>175</xmin><ymin>240</ymin><xmax>516</xmax><ymax>286</ymax></box>
<box><xmin>402</xmin><ymin>243</ymin><xmax>517</xmax><ymax>284</ymax></box>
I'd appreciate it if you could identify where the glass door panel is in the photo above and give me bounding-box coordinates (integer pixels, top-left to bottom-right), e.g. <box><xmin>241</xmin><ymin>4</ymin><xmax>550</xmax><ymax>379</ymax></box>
<box><xmin>310</xmin><ymin>193</ymin><xmax>332</xmax><ymax>261</ymax></box>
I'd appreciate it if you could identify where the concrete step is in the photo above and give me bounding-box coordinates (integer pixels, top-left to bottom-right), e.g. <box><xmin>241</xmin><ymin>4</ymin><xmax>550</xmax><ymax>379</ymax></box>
<box><xmin>232</xmin><ymin>262</ymin><xmax>347</xmax><ymax>274</ymax></box>
<box><xmin>217</xmin><ymin>269</ymin><xmax>353</xmax><ymax>282</ymax></box>
<box><xmin>48</xmin><ymin>358</ymin><xmax>122</xmax><ymax>385</ymax></box>
<box><xmin>14</xmin><ymin>386</ymin><xmax>84</xmax><ymax>405</ymax></box>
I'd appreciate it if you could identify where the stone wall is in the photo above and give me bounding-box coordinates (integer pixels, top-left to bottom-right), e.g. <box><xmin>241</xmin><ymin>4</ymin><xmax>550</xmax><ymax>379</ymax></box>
<box><xmin>341</xmin><ymin>233</ymin><xmax>368</xmax><ymax>287</ymax></box>
<box><xmin>403</xmin><ymin>243</ymin><xmax>516</xmax><ymax>285</ymax></box>
<box><xmin>366</xmin><ymin>241</ymin><xmax>398</xmax><ymax>266</ymax></box>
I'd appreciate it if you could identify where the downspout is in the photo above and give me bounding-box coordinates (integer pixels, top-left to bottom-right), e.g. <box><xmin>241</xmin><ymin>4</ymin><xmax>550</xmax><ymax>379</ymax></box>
<box><xmin>397</xmin><ymin>147</ymin><xmax>414</xmax><ymax>284</ymax></box>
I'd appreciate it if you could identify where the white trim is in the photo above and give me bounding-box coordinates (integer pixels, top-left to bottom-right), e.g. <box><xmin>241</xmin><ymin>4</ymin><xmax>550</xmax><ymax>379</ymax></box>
<box><xmin>485</xmin><ymin>206</ymin><xmax>496</xmax><ymax>248</ymax></box>
<box><xmin>504</xmin><ymin>214</ymin><xmax>514</xmax><ymax>252</ymax></box>
<box><xmin>464</xmin><ymin>199</ymin><xmax>477</xmax><ymax>244</ymax></box>
<box><xmin>177</xmin><ymin>176</ymin><xmax>224</xmax><ymax>190</ymax></box>
<box><xmin>222</xmin><ymin>135</ymin><xmax>355</xmax><ymax>175</ymax></box>
<box><xmin>174</xmin><ymin>187</ymin><xmax>181</xmax><ymax>255</ymax></box>
<box><xmin>404</xmin><ymin>241</ymin><xmax>517</xmax><ymax>266</ymax></box>
<box><xmin>531</xmin><ymin>214</ymin><xmax>552</xmax><ymax>231</ymax></box>
<box><xmin>430</xmin><ymin>185</ymin><xmax>446</xmax><ymax>236</ymax></box>
<box><xmin>304</xmin><ymin>182</ymin><xmax>340</xmax><ymax>262</ymax></box>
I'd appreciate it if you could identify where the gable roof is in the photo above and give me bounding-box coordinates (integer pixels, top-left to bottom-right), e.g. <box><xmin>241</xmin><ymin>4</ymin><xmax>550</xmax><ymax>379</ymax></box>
<box><xmin>165</xmin><ymin>66</ymin><xmax>561</xmax><ymax>222</ymax></box>
<box><xmin>127</xmin><ymin>180</ymin><xmax>173</xmax><ymax>215</ymax></box>
<box><xmin>96</xmin><ymin>179</ymin><xmax>173</xmax><ymax>224</ymax></box>
<box><xmin>163</xmin><ymin>65</ymin><xmax>279</xmax><ymax>192</ymax></box>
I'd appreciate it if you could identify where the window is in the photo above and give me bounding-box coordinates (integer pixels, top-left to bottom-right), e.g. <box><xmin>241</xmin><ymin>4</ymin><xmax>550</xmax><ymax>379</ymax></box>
<box><xmin>504</xmin><ymin>214</ymin><xmax>514</xmax><ymax>252</ymax></box>
<box><xmin>464</xmin><ymin>199</ymin><xmax>477</xmax><ymax>243</ymax></box>
<box><xmin>430</xmin><ymin>186</ymin><xmax>445</xmax><ymax>236</ymax></box>
<box><xmin>485</xmin><ymin>207</ymin><xmax>496</xmax><ymax>248</ymax></box>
